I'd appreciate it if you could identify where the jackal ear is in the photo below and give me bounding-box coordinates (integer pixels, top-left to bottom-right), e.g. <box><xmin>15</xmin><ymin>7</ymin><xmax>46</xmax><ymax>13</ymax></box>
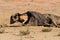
<box><xmin>25</xmin><ymin>11</ymin><xmax>32</xmax><ymax>17</ymax></box>
<box><xmin>15</xmin><ymin>13</ymin><xmax>22</xmax><ymax>16</ymax></box>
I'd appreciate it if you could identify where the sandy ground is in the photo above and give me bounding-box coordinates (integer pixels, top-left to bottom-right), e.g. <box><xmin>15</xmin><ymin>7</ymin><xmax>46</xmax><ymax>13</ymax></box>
<box><xmin>0</xmin><ymin>27</ymin><xmax>60</xmax><ymax>40</ymax></box>
<box><xmin>0</xmin><ymin>0</ymin><xmax>60</xmax><ymax>40</ymax></box>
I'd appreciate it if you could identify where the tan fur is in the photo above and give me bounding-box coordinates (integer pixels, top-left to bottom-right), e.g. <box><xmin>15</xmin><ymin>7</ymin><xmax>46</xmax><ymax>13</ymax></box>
<box><xmin>20</xmin><ymin>15</ymin><xmax>28</xmax><ymax>24</ymax></box>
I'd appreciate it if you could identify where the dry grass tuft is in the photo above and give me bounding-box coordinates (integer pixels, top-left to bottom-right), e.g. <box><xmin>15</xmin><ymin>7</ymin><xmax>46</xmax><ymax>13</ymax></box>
<box><xmin>57</xmin><ymin>33</ymin><xmax>60</xmax><ymax>36</ymax></box>
<box><xmin>42</xmin><ymin>28</ymin><xmax>52</xmax><ymax>32</ymax></box>
<box><xmin>19</xmin><ymin>29</ymin><xmax>30</xmax><ymax>36</ymax></box>
<box><xmin>0</xmin><ymin>25</ymin><xmax>5</xmax><ymax>33</ymax></box>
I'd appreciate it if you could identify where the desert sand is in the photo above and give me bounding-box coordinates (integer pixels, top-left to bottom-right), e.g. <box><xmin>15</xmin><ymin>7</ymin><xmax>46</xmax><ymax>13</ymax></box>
<box><xmin>0</xmin><ymin>0</ymin><xmax>60</xmax><ymax>40</ymax></box>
